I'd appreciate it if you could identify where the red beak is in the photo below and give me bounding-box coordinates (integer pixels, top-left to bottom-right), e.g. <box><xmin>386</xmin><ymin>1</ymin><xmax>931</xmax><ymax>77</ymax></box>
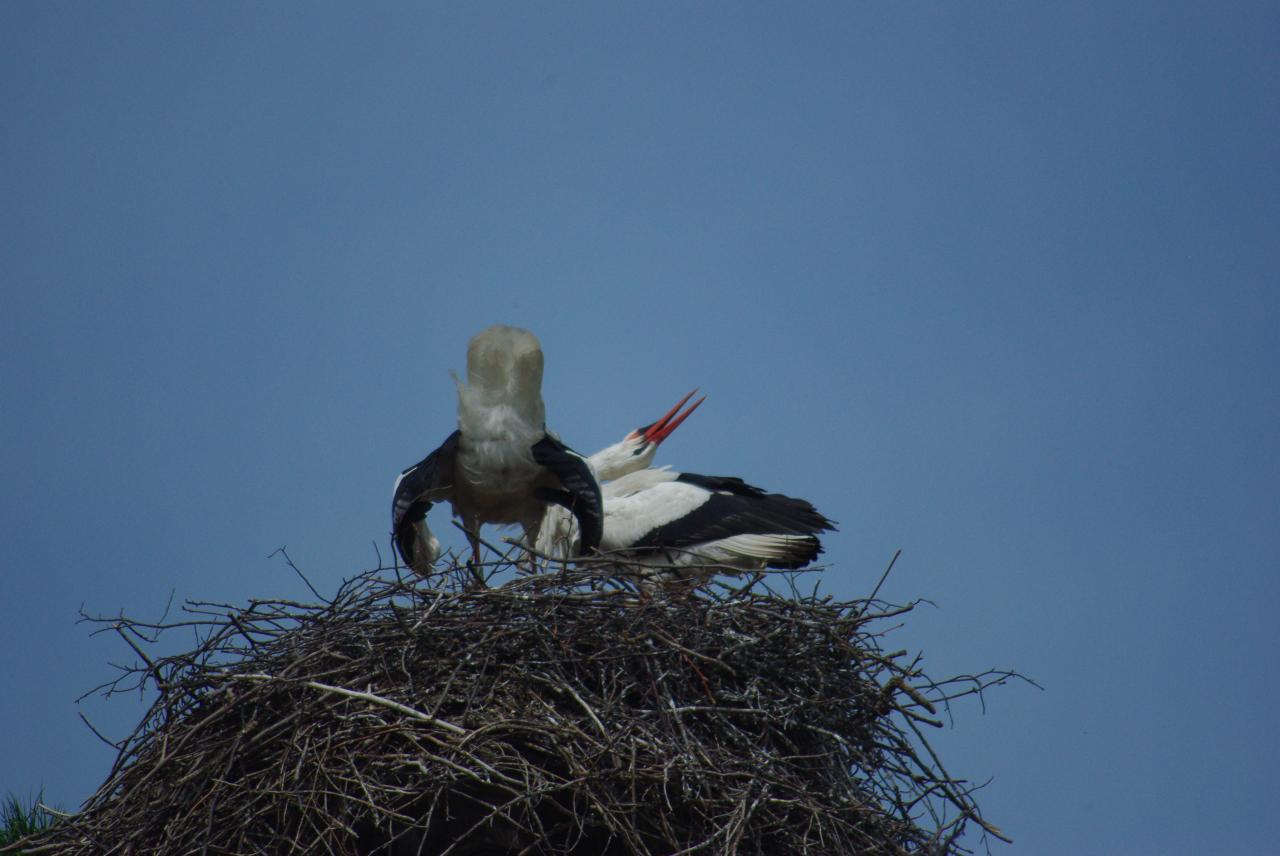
<box><xmin>638</xmin><ymin>389</ymin><xmax>706</xmax><ymax>445</ymax></box>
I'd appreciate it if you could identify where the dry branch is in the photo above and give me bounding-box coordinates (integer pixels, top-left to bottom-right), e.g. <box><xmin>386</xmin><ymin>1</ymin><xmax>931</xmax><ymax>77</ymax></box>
<box><xmin>13</xmin><ymin>558</ymin><xmax>1025</xmax><ymax>855</ymax></box>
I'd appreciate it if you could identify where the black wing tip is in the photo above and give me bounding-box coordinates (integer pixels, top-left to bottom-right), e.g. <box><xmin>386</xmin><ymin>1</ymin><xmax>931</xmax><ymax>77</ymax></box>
<box><xmin>392</xmin><ymin>500</ymin><xmax>427</xmax><ymax>564</ymax></box>
<box><xmin>628</xmin><ymin>481</ymin><xmax>835</xmax><ymax>557</ymax></box>
<box><xmin>531</xmin><ymin>434</ymin><xmax>604</xmax><ymax>554</ymax></box>
<box><xmin>766</xmin><ymin>535</ymin><xmax>825</xmax><ymax>570</ymax></box>
<box><xmin>674</xmin><ymin>472</ymin><xmax>836</xmax><ymax>533</ymax></box>
<box><xmin>390</xmin><ymin>430</ymin><xmax>460</xmax><ymax>571</ymax></box>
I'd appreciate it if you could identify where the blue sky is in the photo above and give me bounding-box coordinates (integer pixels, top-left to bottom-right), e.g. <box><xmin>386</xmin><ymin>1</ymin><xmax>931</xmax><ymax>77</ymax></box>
<box><xmin>2</xmin><ymin>3</ymin><xmax>1277</xmax><ymax>852</ymax></box>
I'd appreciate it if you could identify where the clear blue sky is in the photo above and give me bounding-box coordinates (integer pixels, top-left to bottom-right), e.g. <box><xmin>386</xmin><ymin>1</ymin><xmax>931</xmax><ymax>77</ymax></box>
<box><xmin>2</xmin><ymin>4</ymin><xmax>1277</xmax><ymax>852</ymax></box>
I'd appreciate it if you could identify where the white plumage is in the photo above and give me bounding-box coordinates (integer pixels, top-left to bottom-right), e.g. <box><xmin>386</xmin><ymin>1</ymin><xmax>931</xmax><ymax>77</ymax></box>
<box><xmin>537</xmin><ymin>394</ymin><xmax>835</xmax><ymax>582</ymax></box>
<box><xmin>535</xmin><ymin>390</ymin><xmax>702</xmax><ymax>556</ymax></box>
<box><xmin>596</xmin><ymin>468</ymin><xmax>835</xmax><ymax>578</ymax></box>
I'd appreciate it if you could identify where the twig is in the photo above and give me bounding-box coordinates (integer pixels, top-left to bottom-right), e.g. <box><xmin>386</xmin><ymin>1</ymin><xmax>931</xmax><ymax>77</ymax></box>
<box><xmin>26</xmin><ymin>552</ymin><xmax>1027</xmax><ymax>856</ymax></box>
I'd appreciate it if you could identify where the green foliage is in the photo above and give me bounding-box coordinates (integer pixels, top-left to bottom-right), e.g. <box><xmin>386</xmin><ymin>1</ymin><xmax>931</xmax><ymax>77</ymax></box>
<box><xmin>0</xmin><ymin>791</ymin><xmax>59</xmax><ymax>851</ymax></box>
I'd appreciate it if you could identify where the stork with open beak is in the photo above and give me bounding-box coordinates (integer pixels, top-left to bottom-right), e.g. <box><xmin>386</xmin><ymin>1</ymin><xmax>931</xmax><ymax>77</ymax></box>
<box><xmin>391</xmin><ymin>325</ymin><xmax>603</xmax><ymax>581</ymax></box>
<box><xmin>535</xmin><ymin>390</ymin><xmax>703</xmax><ymax>556</ymax></box>
<box><xmin>587</xmin><ymin>388</ymin><xmax>705</xmax><ymax>480</ymax></box>
<box><xmin>537</xmin><ymin>392</ymin><xmax>835</xmax><ymax>581</ymax></box>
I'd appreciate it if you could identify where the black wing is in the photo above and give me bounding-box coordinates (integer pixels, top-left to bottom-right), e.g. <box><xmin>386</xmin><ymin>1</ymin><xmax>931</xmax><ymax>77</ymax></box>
<box><xmin>530</xmin><ymin>434</ymin><xmax>604</xmax><ymax>554</ymax></box>
<box><xmin>629</xmin><ymin>472</ymin><xmax>836</xmax><ymax>561</ymax></box>
<box><xmin>392</xmin><ymin>430</ymin><xmax>460</xmax><ymax>569</ymax></box>
<box><xmin>671</xmin><ymin>473</ymin><xmax>768</xmax><ymax>497</ymax></box>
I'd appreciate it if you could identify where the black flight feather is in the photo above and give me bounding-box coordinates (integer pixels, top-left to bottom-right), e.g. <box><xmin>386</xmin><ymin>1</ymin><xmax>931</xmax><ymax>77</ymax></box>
<box><xmin>530</xmin><ymin>435</ymin><xmax>604</xmax><ymax>554</ymax></box>
<box><xmin>628</xmin><ymin>472</ymin><xmax>836</xmax><ymax>566</ymax></box>
<box><xmin>391</xmin><ymin>430</ymin><xmax>460</xmax><ymax>568</ymax></box>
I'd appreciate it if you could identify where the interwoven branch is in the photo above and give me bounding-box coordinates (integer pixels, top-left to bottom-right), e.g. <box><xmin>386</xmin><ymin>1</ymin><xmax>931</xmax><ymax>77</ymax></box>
<box><xmin>15</xmin><ymin>559</ymin><xmax>1026</xmax><ymax>855</ymax></box>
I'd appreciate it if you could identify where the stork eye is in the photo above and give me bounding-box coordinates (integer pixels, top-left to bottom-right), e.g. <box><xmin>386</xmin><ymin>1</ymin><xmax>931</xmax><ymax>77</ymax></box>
<box><xmin>631</xmin><ymin>448</ymin><xmax>644</xmax><ymax>456</ymax></box>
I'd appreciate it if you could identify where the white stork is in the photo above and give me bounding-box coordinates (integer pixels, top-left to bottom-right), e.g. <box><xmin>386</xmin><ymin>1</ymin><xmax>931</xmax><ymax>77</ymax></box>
<box><xmin>391</xmin><ymin>325</ymin><xmax>603</xmax><ymax>580</ymax></box>
<box><xmin>535</xmin><ymin>389</ymin><xmax>703</xmax><ymax>555</ymax></box>
<box><xmin>594</xmin><ymin>467</ymin><xmax>835</xmax><ymax>580</ymax></box>
<box><xmin>537</xmin><ymin>393</ymin><xmax>835</xmax><ymax>581</ymax></box>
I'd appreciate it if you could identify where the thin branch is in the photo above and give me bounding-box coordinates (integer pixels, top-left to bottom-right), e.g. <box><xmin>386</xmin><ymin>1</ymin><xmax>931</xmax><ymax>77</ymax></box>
<box><xmin>26</xmin><ymin>553</ymin><xmax>1027</xmax><ymax>856</ymax></box>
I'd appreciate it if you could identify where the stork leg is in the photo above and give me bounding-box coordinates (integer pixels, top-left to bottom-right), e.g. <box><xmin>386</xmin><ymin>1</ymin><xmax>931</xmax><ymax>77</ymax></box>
<box><xmin>467</xmin><ymin>547</ymin><xmax>486</xmax><ymax>587</ymax></box>
<box><xmin>518</xmin><ymin>517</ymin><xmax>543</xmax><ymax>576</ymax></box>
<box><xmin>461</xmin><ymin>517</ymin><xmax>487</xmax><ymax>588</ymax></box>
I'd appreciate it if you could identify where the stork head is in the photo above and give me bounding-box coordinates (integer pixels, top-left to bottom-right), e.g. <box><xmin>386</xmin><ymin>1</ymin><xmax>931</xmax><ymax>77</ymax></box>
<box><xmin>588</xmin><ymin>389</ymin><xmax>705</xmax><ymax>481</ymax></box>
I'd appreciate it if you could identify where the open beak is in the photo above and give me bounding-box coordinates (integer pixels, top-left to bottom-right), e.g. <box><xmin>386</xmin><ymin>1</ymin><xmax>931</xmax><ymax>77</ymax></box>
<box><xmin>637</xmin><ymin>389</ymin><xmax>706</xmax><ymax>445</ymax></box>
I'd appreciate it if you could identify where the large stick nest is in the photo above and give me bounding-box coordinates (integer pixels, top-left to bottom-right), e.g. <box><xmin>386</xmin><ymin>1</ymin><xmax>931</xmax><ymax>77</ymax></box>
<box><xmin>18</xmin><ymin>557</ymin><xmax>1021</xmax><ymax>855</ymax></box>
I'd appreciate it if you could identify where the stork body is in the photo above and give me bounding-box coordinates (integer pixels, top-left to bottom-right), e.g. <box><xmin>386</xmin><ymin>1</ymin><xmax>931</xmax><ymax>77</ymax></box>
<box><xmin>537</xmin><ymin>391</ymin><xmax>835</xmax><ymax>581</ymax></box>
<box><xmin>452</xmin><ymin>326</ymin><xmax>554</xmax><ymax>546</ymax></box>
<box><xmin>392</xmin><ymin>325</ymin><xmax>602</xmax><ymax>580</ymax></box>
<box><xmin>598</xmin><ymin>468</ymin><xmax>834</xmax><ymax>577</ymax></box>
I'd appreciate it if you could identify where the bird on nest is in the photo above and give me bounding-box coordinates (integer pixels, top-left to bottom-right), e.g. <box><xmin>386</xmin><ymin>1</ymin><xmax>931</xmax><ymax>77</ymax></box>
<box><xmin>392</xmin><ymin>324</ymin><xmax>603</xmax><ymax>583</ymax></box>
<box><xmin>538</xmin><ymin>391</ymin><xmax>836</xmax><ymax>586</ymax></box>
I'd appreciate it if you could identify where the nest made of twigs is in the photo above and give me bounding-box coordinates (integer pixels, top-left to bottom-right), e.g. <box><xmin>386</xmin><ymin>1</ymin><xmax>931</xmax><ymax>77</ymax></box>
<box><xmin>16</xmin><ymin>557</ymin><xmax>1021</xmax><ymax>855</ymax></box>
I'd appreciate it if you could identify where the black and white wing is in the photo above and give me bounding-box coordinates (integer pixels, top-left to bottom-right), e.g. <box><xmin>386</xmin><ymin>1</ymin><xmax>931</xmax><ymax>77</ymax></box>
<box><xmin>615</xmin><ymin>472</ymin><xmax>836</xmax><ymax>570</ymax></box>
<box><xmin>392</xmin><ymin>430</ymin><xmax>460</xmax><ymax>574</ymax></box>
<box><xmin>530</xmin><ymin>434</ymin><xmax>604</xmax><ymax>554</ymax></box>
